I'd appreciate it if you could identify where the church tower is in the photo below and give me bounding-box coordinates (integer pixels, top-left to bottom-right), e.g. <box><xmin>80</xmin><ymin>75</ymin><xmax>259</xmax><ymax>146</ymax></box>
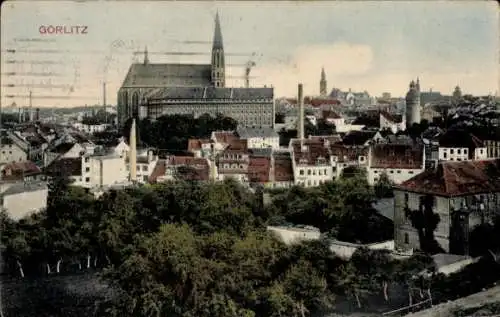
<box><xmin>320</xmin><ymin>67</ymin><xmax>327</xmax><ymax>97</ymax></box>
<box><xmin>211</xmin><ymin>12</ymin><xmax>225</xmax><ymax>88</ymax></box>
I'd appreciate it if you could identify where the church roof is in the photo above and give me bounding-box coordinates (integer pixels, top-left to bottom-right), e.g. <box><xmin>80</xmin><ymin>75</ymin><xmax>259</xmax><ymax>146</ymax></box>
<box><xmin>147</xmin><ymin>87</ymin><xmax>274</xmax><ymax>101</ymax></box>
<box><xmin>121</xmin><ymin>63</ymin><xmax>212</xmax><ymax>88</ymax></box>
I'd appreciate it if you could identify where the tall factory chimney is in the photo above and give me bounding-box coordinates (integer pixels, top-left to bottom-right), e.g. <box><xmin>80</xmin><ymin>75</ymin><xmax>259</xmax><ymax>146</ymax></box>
<box><xmin>103</xmin><ymin>82</ymin><xmax>108</xmax><ymax>123</ymax></box>
<box><xmin>28</xmin><ymin>91</ymin><xmax>34</xmax><ymax>122</ymax></box>
<box><xmin>297</xmin><ymin>83</ymin><xmax>305</xmax><ymax>140</ymax></box>
<box><xmin>129</xmin><ymin>118</ymin><xmax>137</xmax><ymax>182</ymax></box>
<box><xmin>35</xmin><ymin>108</ymin><xmax>40</xmax><ymax>121</ymax></box>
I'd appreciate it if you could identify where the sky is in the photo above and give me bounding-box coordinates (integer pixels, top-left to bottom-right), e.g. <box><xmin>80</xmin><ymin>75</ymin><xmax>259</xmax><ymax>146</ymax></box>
<box><xmin>1</xmin><ymin>0</ymin><xmax>498</xmax><ymax>108</ymax></box>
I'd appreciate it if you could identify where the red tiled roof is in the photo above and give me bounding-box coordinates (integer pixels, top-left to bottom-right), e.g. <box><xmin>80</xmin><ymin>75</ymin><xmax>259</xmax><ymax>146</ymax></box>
<box><xmin>213</xmin><ymin>131</ymin><xmax>238</xmax><ymax>144</ymax></box>
<box><xmin>395</xmin><ymin>159</ymin><xmax>500</xmax><ymax>197</ymax></box>
<box><xmin>148</xmin><ymin>159</ymin><xmax>166</xmax><ymax>183</ymax></box>
<box><xmin>370</xmin><ymin>144</ymin><xmax>424</xmax><ymax>169</ymax></box>
<box><xmin>166</xmin><ymin>156</ymin><xmax>210</xmax><ymax>181</ymax></box>
<box><xmin>226</xmin><ymin>139</ymin><xmax>248</xmax><ymax>151</ymax></box>
<box><xmin>309</xmin><ymin>135</ymin><xmax>342</xmax><ymax>145</ymax></box>
<box><xmin>322</xmin><ymin>110</ymin><xmax>342</xmax><ymax>119</ymax></box>
<box><xmin>291</xmin><ymin>139</ymin><xmax>330</xmax><ymax>166</ymax></box>
<box><xmin>330</xmin><ymin>144</ymin><xmax>368</xmax><ymax>163</ymax></box>
<box><xmin>45</xmin><ymin>157</ymin><xmax>82</xmax><ymax>176</ymax></box>
<box><xmin>1</xmin><ymin>160</ymin><xmax>42</xmax><ymax>181</ymax></box>
<box><xmin>248</xmin><ymin>157</ymin><xmax>270</xmax><ymax>183</ymax></box>
<box><xmin>187</xmin><ymin>138</ymin><xmax>211</xmax><ymax>152</ymax></box>
<box><xmin>274</xmin><ymin>155</ymin><xmax>294</xmax><ymax>182</ymax></box>
<box><xmin>380</xmin><ymin>111</ymin><xmax>403</xmax><ymax>123</ymax></box>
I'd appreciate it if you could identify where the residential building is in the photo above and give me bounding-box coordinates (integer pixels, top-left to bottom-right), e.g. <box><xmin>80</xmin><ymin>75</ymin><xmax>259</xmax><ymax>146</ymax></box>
<box><xmin>72</xmin><ymin>123</ymin><xmax>111</xmax><ymax>134</ymax></box>
<box><xmin>236</xmin><ymin>126</ymin><xmax>279</xmax><ymax>149</ymax></box>
<box><xmin>393</xmin><ymin>159</ymin><xmax>500</xmax><ymax>255</ymax></box>
<box><xmin>187</xmin><ymin>138</ymin><xmax>214</xmax><ymax>158</ymax></box>
<box><xmin>269</xmin><ymin>152</ymin><xmax>295</xmax><ymax>188</ymax></box>
<box><xmin>290</xmin><ymin>139</ymin><xmax>333</xmax><ymax>187</ymax></box>
<box><xmin>438</xmin><ymin>130</ymin><xmax>488</xmax><ymax>161</ymax></box>
<box><xmin>216</xmin><ymin>140</ymin><xmax>249</xmax><ymax>182</ymax></box>
<box><xmin>367</xmin><ymin>143</ymin><xmax>425</xmax><ymax>185</ymax></box>
<box><xmin>1</xmin><ymin>161</ymin><xmax>42</xmax><ymax>182</ymax></box>
<box><xmin>0</xmin><ymin>137</ymin><xmax>28</xmax><ymax>165</ymax></box>
<box><xmin>379</xmin><ymin>111</ymin><xmax>406</xmax><ymax>133</ymax></box>
<box><xmin>329</xmin><ymin>144</ymin><xmax>368</xmax><ymax>179</ymax></box>
<box><xmin>0</xmin><ymin>181</ymin><xmax>48</xmax><ymax>221</ymax></box>
<box><xmin>149</xmin><ymin>156</ymin><xmax>210</xmax><ymax>183</ymax></box>
<box><xmin>43</xmin><ymin>142</ymin><xmax>85</xmax><ymax>167</ymax></box>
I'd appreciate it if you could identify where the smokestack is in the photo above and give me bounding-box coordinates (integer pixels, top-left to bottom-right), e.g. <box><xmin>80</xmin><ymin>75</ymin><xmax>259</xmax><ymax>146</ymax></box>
<box><xmin>298</xmin><ymin>83</ymin><xmax>304</xmax><ymax>140</ymax></box>
<box><xmin>29</xmin><ymin>91</ymin><xmax>33</xmax><ymax>122</ymax></box>
<box><xmin>35</xmin><ymin>108</ymin><xmax>40</xmax><ymax>121</ymax></box>
<box><xmin>129</xmin><ymin>118</ymin><xmax>137</xmax><ymax>182</ymax></box>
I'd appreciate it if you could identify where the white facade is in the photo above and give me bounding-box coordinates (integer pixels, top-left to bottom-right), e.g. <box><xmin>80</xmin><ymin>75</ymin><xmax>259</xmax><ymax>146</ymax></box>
<box><xmin>335</xmin><ymin>123</ymin><xmax>365</xmax><ymax>133</ymax></box>
<box><xmin>329</xmin><ymin>240</ymin><xmax>394</xmax><ymax>260</ymax></box>
<box><xmin>325</xmin><ymin>117</ymin><xmax>345</xmax><ymax>127</ymax></box>
<box><xmin>267</xmin><ymin>226</ymin><xmax>321</xmax><ymax>245</ymax></box>
<box><xmin>293</xmin><ymin>164</ymin><xmax>334</xmax><ymax>188</ymax></box>
<box><xmin>367</xmin><ymin>168</ymin><xmax>423</xmax><ymax>186</ymax></box>
<box><xmin>81</xmin><ymin>155</ymin><xmax>128</xmax><ymax>189</ymax></box>
<box><xmin>245</xmin><ymin>136</ymin><xmax>279</xmax><ymax>150</ymax></box>
<box><xmin>72</xmin><ymin>123</ymin><xmax>111</xmax><ymax>134</ymax></box>
<box><xmin>0</xmin><ymin>143</ymin><xmax>27</xmax><ymax>164</ymax></box>
<box><xmin>438</xmin><ymin>147</ymin><xmax>488</xmax><ymax>161</ymax></box>
<box><xmin>380</xmin><ymin>114</ymin><xmax>406</xmax><ymax>134</ymax></box>
<box><xmin>1</xmin><ymin>182</ymin><xmax>48</xmax><ymax>221</ymax></box>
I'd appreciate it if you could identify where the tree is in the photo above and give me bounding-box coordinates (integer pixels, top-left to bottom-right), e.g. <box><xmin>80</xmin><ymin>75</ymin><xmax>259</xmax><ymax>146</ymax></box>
<box><xmin>406</xmin><ymin>195</ymin><xmax>443</xmax><ymax>254</ymax></box>
<box><xmin>374</xmin><ymin>171</ymin><xmax>394</xmax><ymax>198</ymax></box>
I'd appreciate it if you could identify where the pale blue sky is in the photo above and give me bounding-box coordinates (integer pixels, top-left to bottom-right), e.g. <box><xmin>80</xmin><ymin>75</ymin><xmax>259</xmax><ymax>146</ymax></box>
<box><xmin>1</xmin><ymin>1</ymin><xmax>498</xmax><ymax>108</ymax></box>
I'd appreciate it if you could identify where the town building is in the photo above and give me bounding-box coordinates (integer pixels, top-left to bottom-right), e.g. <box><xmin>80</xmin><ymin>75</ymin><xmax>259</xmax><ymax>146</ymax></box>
<box><xmin>0</xmin><ymin>135</ymin><xmax>27</xmax><ymax>165</ymax></box>
<box><xmin>405</xmin><ymin>78</ymin><xmax>421</xmax><ymax>126</ymax></box>
<box><xmin>393</xmin><ymin>159</ymin><xmax>500</xmax><ymax>255</ymax></box>
<box><xmin>290</xmin><ymin>139</ymin><xmax>333</xmax><ymax>187</ymax></box>
<box><xmin>0</xmin><ymin>181</ymin><xmax>48</xmax><ymax>221</ymax></box>
<box><xmin>367</xmin><ymin>143</ymin><xmax>425</xmax><ymax>185</ymax></box>
<box><xmin>437</xmin><ymin>130</ymin><xmax>488</xmax><ymax>161</ymax></box>
<box><xmin>236</xmin><ymin>126</ymin><xmax>279</xmax><ymax>149</ymax></box>
<box><xmin>117</xmin><ymin>13</ymin><xmax>274</xmax><ymax>128</ymax></box>
<box><xmin>379</xmin><ymin>111</ymin><xmax>406</xmax><ymax>133</ymax></box>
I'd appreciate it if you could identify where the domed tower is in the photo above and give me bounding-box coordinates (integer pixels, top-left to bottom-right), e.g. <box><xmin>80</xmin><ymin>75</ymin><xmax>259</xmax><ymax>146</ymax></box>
<box><xmin>453</xmin><ymin>85</ymin><xmax>462</xmax><ymax>101</ymax></box>
<box><xmin>405</xmin><ymin>79</ymin><xmax>421</xmax><ymax>126</ymax></box>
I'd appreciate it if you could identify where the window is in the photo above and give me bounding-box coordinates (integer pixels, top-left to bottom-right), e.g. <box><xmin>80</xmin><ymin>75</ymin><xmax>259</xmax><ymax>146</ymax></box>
<box><xmin>404</xmin><ymin>193</ymin><xmax>409</xmax><ymax>205</ymax></box>
<box><xmin>443</xmin><ymin>152</ymin><xmax>447</xmax><ymax>159</ymax></box>
<box><xmin>374</xmin><ymin>170</ymin><xmax>378</xmax><ymax>174</ymax></box>
<box><xmin>143</xmin><ymin>175</ymin><xmax>148</xmax><ymax>182</ymax></box>
<box><xmin>85</xmin><ymin>177</ymin><xmax>90</xmax><ymax>182</ymax></box>
<box><xmin>457</xmin><ymin>149</ymin><xmax>461</xmax><ymax>154</ymax></box>
<box><xmin>85</xmin><ymin>157</ymin><xmax>89</xmax><ymax>163</ymax></box>
<box><xmin>142</xmin><ymin>165</ymin><xmax>148</xmax><ymax>171</ymax></box>
<box><xmin>450</xmin><ymin>149</ymin><xmax>454</xmax><ymax>154</ymax></box>
<box><xmin>404</xmin><ymin>233</ymin><xmax>409</xmax><ymax>244</ymax></box>
<box><xmin>85</xmin><ymin>167</ymin><xmax>90</xmax><ymax>172</ymax></box>
<box><xmin>307</xmin><ymin>170</ymin><xmax>311</xmax><ymax>175</ymax></box>
<box><xmin>299</xmin><ymin>169</ymin><xmax>304</xmax><ymax>175</ymax></box>
<box><xmin>409</xmin><ymin>171</ymin><xmax>414</xmax><ymax>174</ymax></box>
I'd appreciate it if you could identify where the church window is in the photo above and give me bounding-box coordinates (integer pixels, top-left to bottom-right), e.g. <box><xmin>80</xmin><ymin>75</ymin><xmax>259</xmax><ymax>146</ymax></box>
<box><xmin>404</xmin><ymin>233</ymin><xmax>409</xmax><ymax>244</ymax></box>
<box><xmin>132</xmin><ymin>92</ymin><xmax>140</xmax><ymax>106</ymax></box>
<box><xmin>122</xmin><ymin>91</ymin><xmax>128</xmax><ymax>106</ymax></box>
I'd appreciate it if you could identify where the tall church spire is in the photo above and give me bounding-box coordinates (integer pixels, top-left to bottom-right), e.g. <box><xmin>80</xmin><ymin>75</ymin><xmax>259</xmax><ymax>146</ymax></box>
<box><xmin>320</xmin><ymin>67</ymin><xmax>327</xmax><ymax>97</ymax></box>
<box><xmin>144</xmin><ymin>46</ymin><xmax>149</xmax><ymax>65</ymax></box>
<box><xmin>213</xmin><ymin>11</ymin><xmax>223</xmax><ymax>50</ymax></box>
<box><xmin>211</xmin><ymin>11</ymin><xmax>225</xmax><ymax>87</ymax></box>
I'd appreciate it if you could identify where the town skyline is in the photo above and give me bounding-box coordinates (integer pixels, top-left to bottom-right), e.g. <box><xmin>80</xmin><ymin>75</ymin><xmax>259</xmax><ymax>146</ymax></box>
<box><xmin>1</xmin><ymin>1</ymin><xmax>498</xmax><ymax>108</ymax></box>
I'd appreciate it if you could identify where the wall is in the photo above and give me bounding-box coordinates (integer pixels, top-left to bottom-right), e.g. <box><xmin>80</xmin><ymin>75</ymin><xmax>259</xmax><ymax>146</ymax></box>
<box><xmin>367</xmin><ymin>167</ymin><xmax>424</xmax><ymax>185</ymax></box>
<box><xmin>247</xmin><ymin>136</ymin><xmax>280</xmax><ymax>150</ymax></box>
<box><xmin>0</xmin><ymin>143</ymin><xmax>27</xmax><ymax>165</ymax></box>
<box><xmin>267</xmin><ymin>226</ymin><xmax>321</xmax><ymax>245</ymax></box>
<box><xmin>439</xmin><ymin>147</ymin><xmax>470</xmax><ymax>161</ymax></box>
<box><xmin>328</xmin><ymin>240</ymin><xmax>394</xmax><ymax>260</ymax></box>
<box><xmin>2</xmin><ymin>187</ymin><xmax>48</xmax><ymax>221</ymax></box>
<box><xmin>293</xmin><ymin>164</ymin><xmax>333</xmax><ymax>187</ymax></box>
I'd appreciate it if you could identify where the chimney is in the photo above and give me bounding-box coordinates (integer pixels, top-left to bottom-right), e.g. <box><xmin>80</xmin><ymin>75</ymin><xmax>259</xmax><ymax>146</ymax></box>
<box><xmin>298</xmin><ymin>83</ymin><xmax>305</xmax><ymax>140</ymax></box>
<box><xmin>35</xmin><ymin>108</ymin><xmax>40</xmax><ymax>121</ymax></box>
<box><xmin>129</xmin><ymin>119</ymin><xmax>137</xmax><ymax>182</ymax></box>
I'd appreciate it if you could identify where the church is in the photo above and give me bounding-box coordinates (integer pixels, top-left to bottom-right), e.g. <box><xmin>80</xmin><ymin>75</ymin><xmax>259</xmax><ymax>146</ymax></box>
<box><xmin>117</xmin><ymin>13</ymin><xmax>274</xmax><ymax>128</ymax></box>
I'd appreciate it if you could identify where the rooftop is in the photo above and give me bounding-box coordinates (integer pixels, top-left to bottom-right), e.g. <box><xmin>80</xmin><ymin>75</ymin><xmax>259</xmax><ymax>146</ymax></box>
<box><xmin>395</xmin><ymin>159</ymin><xmax>500</xmax><ymax>197</ymax></box>
<box><xmin>237</xmin><ymin>126</ymin><xmax>279</xmax><ymax>139</ymax></box>
<box><xmin>2</xmin><ymin>181</ymin><xmax>48</xmax><ymax>196</ymax></box>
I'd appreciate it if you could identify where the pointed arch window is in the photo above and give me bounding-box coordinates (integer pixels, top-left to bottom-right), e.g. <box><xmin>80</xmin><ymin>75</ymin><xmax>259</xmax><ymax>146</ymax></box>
<box><xmin>132</xmin><ymin>92</ymin><xmax>140</xmax><ymax>106</ymax></box>
<box><xmin>122</xmin><ymin>91</ymin><xmax>128</xmax><ymax>106</ymax></box>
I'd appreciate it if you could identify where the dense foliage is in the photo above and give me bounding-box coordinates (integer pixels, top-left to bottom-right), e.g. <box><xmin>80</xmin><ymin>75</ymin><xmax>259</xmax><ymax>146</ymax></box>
<box><xmin>1</xmin><ymin>170</ymin><xmax>499</xmax><ymax>316</ymax></box>
<box><xmin>121</xmin><ymin>114</ymin><xmax>238</xmax><ymax>154</ymax></box>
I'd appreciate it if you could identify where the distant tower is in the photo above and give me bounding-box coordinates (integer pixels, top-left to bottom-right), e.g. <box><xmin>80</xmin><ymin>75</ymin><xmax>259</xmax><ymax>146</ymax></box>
<box><xmin>405</xmin><ymin>79</ymin><xmax>421</xmax><ymax>126</ymax></box>
<box><xmin>211</xmin><ymin>12</ymin><xmax>225</xmax><ymax>88</ymax></box>
<box><xmin>453</xmin><ymin>85</ymin><xmax>462</xmax><ymax>101</ymax></box>
<box><xmin>320</xmin><ymin>67</ymin><xmax>327</xmax><ymax>97</ymax></box>
<box><xmin>129</xmin><ymin>119</ymin><xmax>137</xmax><ymax>182</ymax></box>
<box><xmin>143</xmin><ymin>46</ymin><xmax>149</xmax><ymax>65</ymax></box>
